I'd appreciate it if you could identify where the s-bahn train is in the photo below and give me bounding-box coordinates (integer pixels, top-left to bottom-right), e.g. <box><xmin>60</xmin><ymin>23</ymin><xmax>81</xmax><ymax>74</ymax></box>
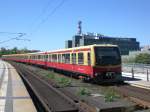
<box><xmin>2</xmin><ymin>44</ymin><xmax>122</xmax><ymax>82</ymax></box>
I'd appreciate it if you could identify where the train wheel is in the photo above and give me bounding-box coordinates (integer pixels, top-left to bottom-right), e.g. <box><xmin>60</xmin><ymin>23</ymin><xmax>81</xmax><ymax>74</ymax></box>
<box><xmin>82</xmin><ymin>76</ymin><xmax>91</xmax><ymax>83</ymax></box>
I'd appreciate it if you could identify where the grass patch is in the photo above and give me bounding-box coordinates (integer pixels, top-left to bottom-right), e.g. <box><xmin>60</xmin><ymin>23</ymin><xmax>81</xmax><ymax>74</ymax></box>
<box><xmin>56</xmin><ymin>77</ymin><xmax>71</xmax><ymax>87</ymax></box>
<box><xmin>104</xmin><ymin>89</ymin><xmax>120</xmax><ymax>102</ymax></box>
<box><xmin>77</xmin><ymin>87</ymin><xmax>91</xmax><ymax>96</ymax></box>
<box><xmin>46</xmin><ymin>73</ymin><xmax>55</xmax><ymax>79</ymax></box>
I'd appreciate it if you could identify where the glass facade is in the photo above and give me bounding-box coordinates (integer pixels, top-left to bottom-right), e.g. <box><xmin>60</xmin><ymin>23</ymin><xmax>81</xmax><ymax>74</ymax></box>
<box><xmin>65</xmin><ymin>35</ymin><xmax>140</xmax><ymax>55</ymax></box>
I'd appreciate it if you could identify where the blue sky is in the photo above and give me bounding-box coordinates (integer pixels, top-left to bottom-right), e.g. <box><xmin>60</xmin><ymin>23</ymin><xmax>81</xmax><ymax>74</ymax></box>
<box><xmin>0</xmin><ymin>0</ymin><xmax>149</xmax><ymax>51</ymax></box>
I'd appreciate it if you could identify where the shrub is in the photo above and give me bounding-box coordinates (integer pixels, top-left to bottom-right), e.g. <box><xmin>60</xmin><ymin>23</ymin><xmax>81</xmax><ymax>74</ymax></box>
<box><xmin>77</xmin><ymin>87</ymin><xmax>91</xmax><ymax>96</ymax></box>
<box><xmin>104</xmin><ymin>89</ymin><xmax>120</xmax><ymax>102</ymax></box>
<box><xmin>56</xmin><ymin>77</ymin><xmax>71</xmax><ymax>87</ymax></box>
<box><xmin>46</xmin><ymin>73</ymin><xmax>55</xmax><ymax>79</ymax></box>
<box><xmin>135</xmin><ymin>53</ymin><xmax>150</xmax><ymax>64</ymax></box>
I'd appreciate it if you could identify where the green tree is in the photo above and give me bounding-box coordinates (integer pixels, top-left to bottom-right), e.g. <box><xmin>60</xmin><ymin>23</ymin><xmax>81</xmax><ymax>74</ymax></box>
<box><xmin>0</xmin><ymin>46</ymin><xmax>38</xmax><ymax>57</ymax></box>
<box><xmin>135</xmin><ymin>53</ymin><xmax>150</xmax><ymax>64</ymax></box>
<box><xmin>20</xmin><ymin>47</ymin><xmax>28</xmax><ymax>53</ymax></box>
<box><xmin>12</xmin><ymin>47</ymin><xmax>18</xmax><ymax>54</ymax></box>
<box><xmin>0</xmin><ymin>47</ymin><xmax>7</xmax><ymax>56</ymax></box>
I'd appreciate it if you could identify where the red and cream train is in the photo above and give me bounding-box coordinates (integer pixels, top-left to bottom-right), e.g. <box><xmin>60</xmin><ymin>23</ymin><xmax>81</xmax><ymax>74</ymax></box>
<box><xmin>2</xmin><ymin>44</ymin><xmax>122</xmax><ymax>82</ymax></box>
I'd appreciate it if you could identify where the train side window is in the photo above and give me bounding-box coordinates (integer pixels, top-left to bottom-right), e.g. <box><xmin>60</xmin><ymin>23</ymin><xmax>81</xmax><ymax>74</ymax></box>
<box><xmin>40</xmin><ymin>55</ymin><xmax>42</xmax><ymax>60</ymax></box>
<box><xmin>78</xmin><ymin>53</ymin><xmax>84</xmax><ymax>65</ymax></box>
<box><xmin>58</xmin><ymin>54</ymin><xmax>61</xmax><ymax>63</ymax></box>
<box><xmin>88</xmin><ymin>52</ymin><xmax>91</xmax><ymax>65</ymax></box>
<box><xmin>45</xmin><ymin>55</ymin><xmax>48</xmax><ymax>61</ymax></box>
<box><xmin>65</xmin><ymin>54</ymin><xmax>70</xmax><ymax>64</ymax></box>
<box><xmin>32</xmin><ymin>56</ymin><xmax>34</xmax><ymax>60</ymax></box>
<box><xmin>49</xmin><ymin>54</ymin><xmax>52</xmax><ymax>62</ymax></box>
<box><xmin>72</xmin><ymin>53</ymin><xmax>76</xmax><ymax>64</ymax></box>
<box><xmin>42</xmin><ymin>55</ymin><xmax>44</xmax><ymax>61</ymax></box>
<box><xmin>52</xmin><ymin>54</ymin><xmax>54</xmax><ymax>62</ymax></box>
<box><xmin>46</xmin><ymin>55</ymin><xmax>48</xmax><ymax>59</ymax></box>
<box><xmin>38</xmin><ymin>55</ymin><xmax>41</xmax><ymax>60</ymax></box>
<box><xmin>62</xmin><ymin>54</ymin><xmax>65</xmax><ymax>63</ymax></box>
<box><xmin>52</xmin><ymin>54</ymin><xmax>57</xmax><ymax>62</ymax></box>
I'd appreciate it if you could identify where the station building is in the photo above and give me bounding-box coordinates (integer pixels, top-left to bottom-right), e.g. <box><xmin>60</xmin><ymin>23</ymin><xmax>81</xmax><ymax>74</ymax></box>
<box><xmin>65</xmin><ymin>33</ymin><xmax>140</xmax><ymax>55</ymax></box>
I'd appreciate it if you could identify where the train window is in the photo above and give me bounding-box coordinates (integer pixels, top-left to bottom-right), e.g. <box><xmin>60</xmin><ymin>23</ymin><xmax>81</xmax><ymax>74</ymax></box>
<box><xmin>45</xmin><ymin>55</ymin><xmax>48</xmax><ymax>59</ymax></box>
<box><xmin>44</xmin><ymin>55</ymin><xmax>48</xmax><ymax>61</ymax></box>
<box><xmin>65</xmin><ymin>54</ymin><xmax>70</xmax><ymax>64</ymax></box>
<box><xmin>40</xmin><ymin>55</ymin><xmax>43</xmax><ymax>60</ymax></box>
<box><xmin>40</xmin><ymin>55</ymin><xmax>43</xmax><ymax>61</ymax></box>
<box><xmin>40</xmin><ymin>55</ymin><xmax>42</xmax><ymax>61</ymax></box>
<box><xmin>34</xmin><ymin>55</ymin><xmax>36</xmax><ymax>60</ymax></box>
<box><xmin>58</xmin><ymin>54</ymin><xmax>61</xmax><ymax>63</ymax></box>
<box><xmin>88</xmin><ymin>52</ymin><xmax>91</xmax><ymax>65</ymax></box>
<box><xmin>52</xmin><ymin>54</ymin><xmax>57</xmax><ymax>62</ymax></box>
<box><xmin>34</xmin><ymin>56</ymin><xmax>36</xmax><ymax>60</ymax></box>
<box><xmin>41</xmin><ymin>55</ymin><xmax>43</xmax><ymax>60</ymax></box>
<box><xmin>43</xmin><ymin>55</ymin><xmax>45</xmax><ymax>60</ymax></box>
<box><xmin>62</xmin><ymin>54</ymin><xmax>70</xmax><ymax>64</ymax></box>
<box><xmin>48</xmin><ymin>54</ymin><xmax>51</xmax><ymax>62</ymax></box>
<box><xmin>72</xmin><ymin>53</ymin><xmax>76</xmax><ymax>64</ymax></box>
<box><xmin>38</xmin><ymin>55</ymin><xmax>41</xmax><ymax>60</ymax></box>
<box><xmin>78</xmin><ymin>53</ymin><xmax>84</xmax><ymax>65</ymax></box>
<box><xmin>62</xmin><ymin>54</ymin><xmax>65</xmax><ymax>63</ymax></box>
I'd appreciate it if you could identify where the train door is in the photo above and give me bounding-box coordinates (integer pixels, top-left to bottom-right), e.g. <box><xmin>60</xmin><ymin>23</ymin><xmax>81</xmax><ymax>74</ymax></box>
<box><xmin>83</xmin><ymin>51</ymin><xmax>91</xmax><ymax>66</ymax></box>
<box><xmin>87</xmin><ymin>52</ymin><xmax>91</xmax><ymax>66</ymax></box>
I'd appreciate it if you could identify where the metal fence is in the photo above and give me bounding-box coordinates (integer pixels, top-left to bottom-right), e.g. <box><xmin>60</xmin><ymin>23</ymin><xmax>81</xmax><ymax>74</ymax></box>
<box><xmin>122</xmin><ymin>63</ymin><xmax>150</xmax><ymax>81</ymax></box>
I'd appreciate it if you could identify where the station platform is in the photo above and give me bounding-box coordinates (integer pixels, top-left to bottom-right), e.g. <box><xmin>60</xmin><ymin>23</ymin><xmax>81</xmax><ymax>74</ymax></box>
<box><xmin>122</xmin><ymin>72</ymin><xmax>150</xmax><ymax>90</ymax></box>
<box><xmin>0</xmin><ymin>60</ymin><xmax>37</xmax><ymax>112</ymax></box>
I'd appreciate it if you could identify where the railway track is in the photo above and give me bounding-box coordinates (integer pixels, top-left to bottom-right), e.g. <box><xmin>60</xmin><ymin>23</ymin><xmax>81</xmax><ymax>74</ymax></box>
<box><xmin>10</xmin><ymin>62</ymin><xmax>150</xmax><ymax>111</ymax></box>
<box><xmin>114</xmin><ymin>85</ymin><xmax>150</xmax><ymax>108</ymax></box>
<box><xmin>11</xmin><ymin>62</ymin><xmax>94</xmax><ymax>112</ymax></box>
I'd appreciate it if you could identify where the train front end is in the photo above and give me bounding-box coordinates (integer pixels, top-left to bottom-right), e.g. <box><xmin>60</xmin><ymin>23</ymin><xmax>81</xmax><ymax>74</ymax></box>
<box><xmin>92</xmin><ymin>45</ymin><xmax>122</xmax><ymax>83</ymax></box>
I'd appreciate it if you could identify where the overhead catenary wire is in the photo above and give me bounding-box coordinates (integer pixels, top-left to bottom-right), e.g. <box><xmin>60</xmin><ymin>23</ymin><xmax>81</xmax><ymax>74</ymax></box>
<box><xmin>0</xmin><ymin>33</ymin><xmax>30</xmax><ymax>44</ymax></box>
<box><xmin>0</xmin><ymin>32</ymin><xmax>25</xmax><ymax>35</ymax></box>
<box><xmin>0</xmin><ymin>0</ymin><xmax>66</xmax><ymax>44</ymax></box>
<box><xmin>29</xmin><ymin>0</ymin><xmax>66</xmax><ymax>36</ymax></box>
<box><xmin>29</xmin><ymin>0</ymin><xmax>55</xmax><ymax>30</ymax></box>
<box><xmin>38</xmin><ymin>0</ymin><xmax>66</xmax><ymax>27</ymax></box>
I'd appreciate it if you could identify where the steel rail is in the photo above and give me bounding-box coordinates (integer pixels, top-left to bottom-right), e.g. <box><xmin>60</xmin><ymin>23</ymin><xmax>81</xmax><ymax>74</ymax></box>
<box><xmin>13</xmin><ymin>63</ymin><xmax>79</xmax><ymax>112</ymax></box>
<box><xmin>114</xmin><ymin>85</ymin><xmax>150</xmax><ymax>108</ymax></box>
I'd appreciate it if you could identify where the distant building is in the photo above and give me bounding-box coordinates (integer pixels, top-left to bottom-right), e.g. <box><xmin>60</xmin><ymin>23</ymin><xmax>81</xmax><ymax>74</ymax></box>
<box><xmin>141</xmin><ymin>45</ymin><xmax>150</xmax><ymax>51</ymax></box>
<box><xmin>65</xmin><ymin>33</ymin><xmax>140</xmax><ymax>55</ymax></box>
<box><xmin>65</xmin><ymin>40</ymin><xmax>72</xmax><ymax>48</ymax></box>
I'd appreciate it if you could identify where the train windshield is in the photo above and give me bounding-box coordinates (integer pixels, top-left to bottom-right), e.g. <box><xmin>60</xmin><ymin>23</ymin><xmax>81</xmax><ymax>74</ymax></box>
<box><xmin>94</xmin><ymin>47</ymin><xmax>121</xmax><ymax>66</ymax></box>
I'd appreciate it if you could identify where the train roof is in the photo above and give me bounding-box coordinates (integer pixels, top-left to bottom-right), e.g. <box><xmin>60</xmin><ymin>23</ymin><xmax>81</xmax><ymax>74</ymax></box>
<box><xmin>46</xmin><ymin>44</ymin><xmax>118</xmax><ymax>53</ymax></box>
<box><xmin>2</xmin><ymin>44</ymin><xmax>118</xmax><ymax>56</ymax></box>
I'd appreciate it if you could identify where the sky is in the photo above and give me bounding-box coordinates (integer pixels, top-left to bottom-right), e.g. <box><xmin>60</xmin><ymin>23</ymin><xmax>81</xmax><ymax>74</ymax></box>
<box><xmin>0</xmin><ymin>0</ymin><xmax>150</xmax><ymax>51</ymax></box>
